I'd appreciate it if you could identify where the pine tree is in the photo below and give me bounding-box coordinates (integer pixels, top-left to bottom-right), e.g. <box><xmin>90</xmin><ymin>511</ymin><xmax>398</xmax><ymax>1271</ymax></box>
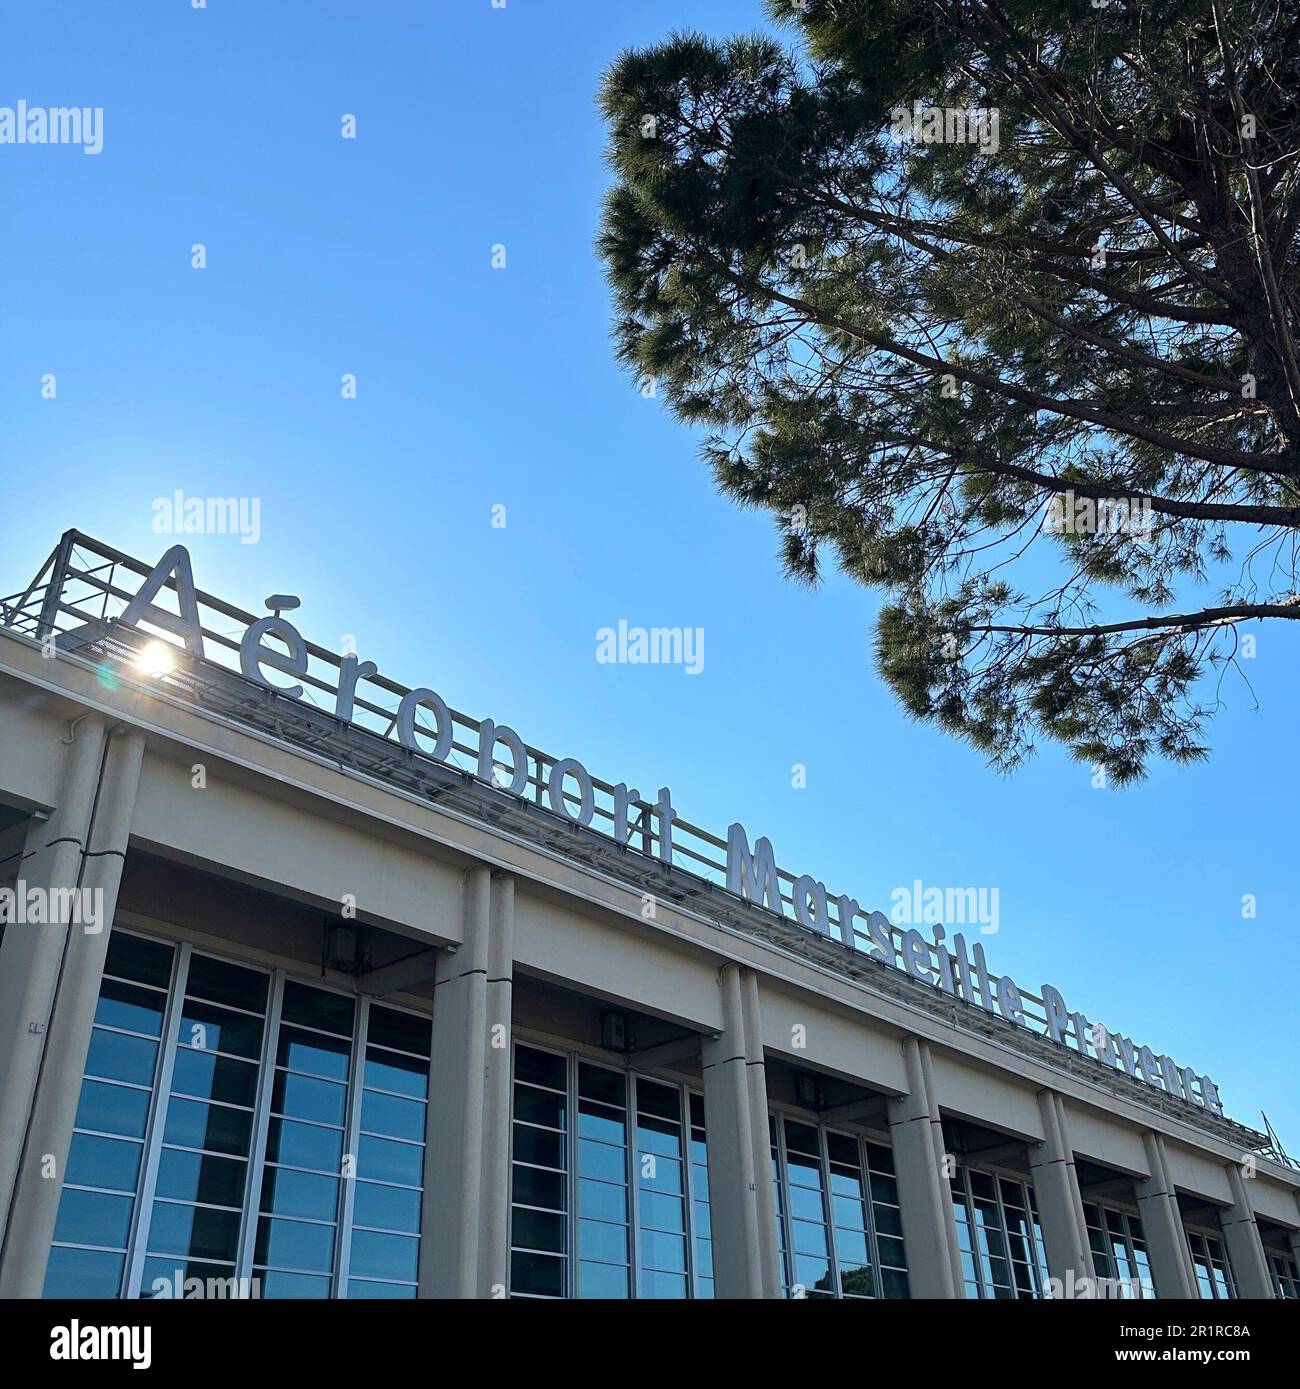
<box><xmin>598</xmin><ymin>0</ymin><xmax>1300</xmax><ymax>782</ymax></box>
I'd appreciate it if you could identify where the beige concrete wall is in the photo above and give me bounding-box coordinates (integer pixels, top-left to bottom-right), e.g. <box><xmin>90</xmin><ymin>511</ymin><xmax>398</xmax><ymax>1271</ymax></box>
<box><xmin>513</xmin><ymin>888</ymin><xmax>722</xmax><ymax>1032</ymax></box>
<box><xmin>1247</xmin><ymin>1176</ymin><xmax>1300</xmax><ymax>1228</ymax></box>
<box><xmin>0</xmin><ymin>697</ymin><xmax>69</xmax><ymax>810</ymax></box>
<box><xmin>929</xmin><ymin>1051</ymin><xmax>1045</xmax><ymax>1142</ymax></box>
<box><xmin>131</xmin><ymin>750</ymin><xmax>464</xmax><ymax>942</ymax></box>
<box><xmin>758</xmin><ymin>983</ymin><xmax>907</xmax><ymax>1094</ymax></box>
<box><xmin>1067</xmin><ymin>1103</ymin><xmax>1151</xmax><ymax>1176</ymax></box>
<box><xmin>1165</xmin><ymin>1143</ymin><xmax>1234</xmax><ymax>1205</ymax></box>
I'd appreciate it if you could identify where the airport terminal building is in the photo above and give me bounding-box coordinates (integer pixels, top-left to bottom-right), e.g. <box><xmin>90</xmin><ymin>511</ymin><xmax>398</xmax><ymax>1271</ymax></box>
<box><xmin>0</xmin><ymin>529</ymin><xmax>1298</xmax><ymax>1302</ymax></box>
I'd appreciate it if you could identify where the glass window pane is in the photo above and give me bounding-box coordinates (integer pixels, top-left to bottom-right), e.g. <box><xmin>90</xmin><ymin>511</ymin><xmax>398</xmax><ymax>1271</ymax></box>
<box><xmin>512</xmin><ymin>1206</ymin><xmax>566</xmax><ymax>1254</ymax></box>
<box><xmin>577</xmin><ymin>1102</ymin><xmax>625</xmax><ymax>1145</ymax></box>
<box><xmin>277</xmin><ymin>1026</ymin><xmax>351</xmax><ymax>1081</ymax></box>
<box><xmin>272</xmin><ymin>1070</ymin><xmax>347</xmax><ymax>1126</ymax></box>
<box><xmin>640</xmin><ymin>1227</ymin><xmax>686</xmax><ymax>1272</ymax></box>
<box><xmin>577</xmin><ymin>1066</ymin><xmax>625</xmax><ymax>1108</ymax></box>
<box><xmin>348</xmin><ymin>1229</ymin><xmax>417</xmax><ymax>1283</ymax></box>
<box><xmin>185</xmin><ymin>955</ymin><xmax>268</xmax><ymax>1013</ymax></box>
<box><xmin>358</xmin><ymin>1135</ymin><xmax>423</xmax><ymax>1187</ymax></box>
<box><xmin>353</xmin><ymin>1181</ymin><xmax>421</xmax><ymax>1233</ymax></box>
<box><xmin>162</xmin><ymin>1097</ymin><xmax>253</xmax><ymax>1156</ymax></box>
<box><xmin>43</xmin><ymin>1246</ymin><xmax>125</xmax><ymax>1299</ymax></box>
<box><xmin>366</xmin><ymin>1007</ymin><xmax>431</xmax><ymax>1058</ymax></box>
<box><xmin>577</xmin><ymin>1180</ymin><xmax>626</xmax><ymax>1223</ymax></box>
<box><xmin>171</xmin><ymin>1048</ymin><xmax>259</xmax><ymax>1107</ymax></box>
<box><xmin>641</xmin><ymin>1269</ymin><xmax>688</xmax><ymax>1298</ymax></box>
<box><xmin>639</xmin><ymin>1154</ymin><xmax>683</xmax><ymax>1195</ymax></box>
<box><xmin>148</xmin><ymin>1201</ymin><xmax>242</xmax><ymax>1262</ymax></box>
<box><xmin>53</xmin><ymin>1189</ymin><xmax>134</xmax><ymax>1249</ymax></box>
<box><xmin>578</xmin><ymin>1218</ymin><xmax>628</xmax><ymax>1264</ymax></box>
<box><xmin>155</xmin><ymin>1149</ymin><xmax>246</xmax><ymax>1208</ymax></box>
<box><xmin>639</xmin><ymin>1189</ymin><xmax>685</xmax><ymax>1233</ymax></box>
<box><xmin>265</xmin><ymin>1118</ymin><xmax>343</xmax><ymax>1173</ymax></box>
<box><xmin>258</xmin><ymin>1269</ymin><xmax>332</xmax><ymax>1298</ymax></box>
<box><xmin>66</xmin><ymin>1133</ymin><xmax>142</xmax><ymax>1193</ymax></box>
<box><xmin>280</xmin><ymin>981</ymin><xmax>354</xmax><ymax>1036</ymax></box>
<box><xmin>579</xmin><ymin>1260</ymin><xmax>628</xmax><ymax>1297</ymax></box>
<box><xmin>360</xmin><ymin>1089</ymin><xmax>424</xmax><ymax>1142</ymax></box>
<box><xmin>512</xmin><ymin>1164</ymin><xmax>565</xmax><ymax>1211</ymax></box>
<box><xmin>255</xmin><ymin>1216</ymin><xmax>336</xmax><ymax>1273</ymax></box>
<box><xmin>514</xmin><ymin>1085</ymin><xmax>564</xmax><ymax>1130</ymax></box>
<box><xmin>75</xmin><ymin>1079</ymin><xmax>151</xmax><ymax>1139</ymax></box>
<box><xmin>94</xmin><ymin>979</ymin><xmax>166</xmax><ymax>1037</ymax></box>
<box><xmin>512</xmin><ymin>1124</ymin><xmax>563</xmax><ymax>1169</ymax></box>
<box><xmin>179</xmin><ymin>1002</ymin><xmax>263</xmax><ymax>1060</ymax></box>
<box><xmin>260</xmin><ymin>1166</ymin><xmax>340</xmax><ymax>1222</ymax></box>
<box><xmin>348</xmin><ymin>1279</ymin><xmax>416</xmax><ymax>1299</ymax></box>
<box><xmin>514</xmin><ymin>1047</ymin><xmax>565</xmax><ymax>1091</ymax></box>
<box><xmin>511</xmin><ymin>1249</ymin><xmax>564</xmax><ymax>1297</ymax></box>
<box><xmin>794</xmin><ymin>1255</ymin><xmax>833</xmax><ymax>1294</ymax></box>
<box><xmin>578</xmin><ymin>1138</ymin><xmax>626</xmax><ymax>1183</ymax></box>
<box><xmin>364</xmin><ymin>1050</ymin><xmax>428</xmax><ymax>1100</ymax></box>
<box><xmin>85</xmin><ymin>1029</ymin><xmax>158</xmax><ymax>1086</ymax></box>
<box><xmin>105</xmin><ymin>933</ymin><xmax>173</xmax><ymax>990</ymax></box>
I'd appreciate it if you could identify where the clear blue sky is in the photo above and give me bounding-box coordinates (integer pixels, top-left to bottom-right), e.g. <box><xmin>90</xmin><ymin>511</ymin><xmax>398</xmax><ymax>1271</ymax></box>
<box><xmin>2</xmin><ymin>1</ymin><xmax>1295</xmax><ymax>1149</ymax></box>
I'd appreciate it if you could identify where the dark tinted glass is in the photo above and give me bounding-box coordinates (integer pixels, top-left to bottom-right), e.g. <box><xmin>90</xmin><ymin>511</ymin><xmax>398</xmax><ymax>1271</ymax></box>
<box><xmin>179</xmin><ymin>1002</ymin><xmax>264</xmax><ymax>1060</ymax></box>
<box><xmin>367</xmin><ymin>1007</ymin><xmax>430</xmax><ymax>1057</ymax></box>
<box><xmin>105</xmin><ymin>933</ymin><xmax>173</xmax><ymax>989</ymax></box>
<box><xmin>514</xmin><ymin>1047</ymin><xmax>565</xmax><ymax>1090</ymax></box>
<box><xmin>155</xmin><ymin>1149</ymin><xmax>247</xmax><ymax>1207</ymax></box>
<box><xmin>280</xmin><ymin>981</ymin><xmax>354</xmax><ymax>1036</ymax></box>
<box><xmin>94</xmin><ymin>980</ymin><xmax>166</xmax><ymax>1037</ymax></box>
<box><xmin>185</xmin><ymin>955</ymin><xmax>268</xmax><ymax>1013</ymax></box>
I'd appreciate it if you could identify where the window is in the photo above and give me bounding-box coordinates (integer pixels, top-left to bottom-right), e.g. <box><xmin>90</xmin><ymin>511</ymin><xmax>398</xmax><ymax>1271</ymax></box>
<box><xmin>43</xmin><ymin>931</ymin><xmax>432</xmax><ymax>1299</ymax></box>
<box><xmin>1082</xmin><ymin>1201</ymin><xmax>1155</xmax><ymax>1297</ymax></box>
<box><xmin>44</xmin><ymin>933</ymin><xmax>176</xmax><ymax>1298</ymax></box>
<box><xmin>770</xmin><ymin>1115</ymin><xmax>910</xmax><ymax>1299</ymax></box>
<box><xmin>688</xmin><ymin>1093</ymin><xmax>712</xmax><ymax>1298</ymax></box>
<box><xmin>1186</xmin><ymin>1230</ymin><xmax>1236</xmax><ymax>1300</ymax></box>
<box><xmin>950</xmin><ymin>1165</ymin><xmax>1050</xmax><ymax>1299</ymax></box>
<box><xmin>346</xmin><ymin>1004</ymin><xmax>431</xmax><ymax>1298</ymax></box>
<box><xmin>1269</xmin><ymin>1252</ymin><xmax>1300</xmax><ymax>1299</ymax></box>
<box><xmin>508</xmin><ymin>1045</ymin><xmax>712</xmax><ymax>1298</ymax></box>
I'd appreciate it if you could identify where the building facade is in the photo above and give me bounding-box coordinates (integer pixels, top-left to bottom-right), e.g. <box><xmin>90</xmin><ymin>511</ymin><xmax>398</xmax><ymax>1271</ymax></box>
<box><xmin>0</xmin><ymin>530</ymin><xmax>1297</xmax><ymax>1301</ymax></box>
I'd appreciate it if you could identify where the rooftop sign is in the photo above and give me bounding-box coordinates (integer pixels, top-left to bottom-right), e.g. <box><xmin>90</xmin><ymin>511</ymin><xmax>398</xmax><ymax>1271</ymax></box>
<box><xmin>36</xmin><ymin>540</ymin><xmax>1225</xmax><ymax>1118</ymax></box>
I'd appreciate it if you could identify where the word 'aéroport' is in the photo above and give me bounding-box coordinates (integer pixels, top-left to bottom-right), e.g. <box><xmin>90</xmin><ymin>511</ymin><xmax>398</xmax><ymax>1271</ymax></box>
<box><xmin>104</xmin><ymin>545</ymin><xmax>1224</xmax><ymax>1117</ymax></box>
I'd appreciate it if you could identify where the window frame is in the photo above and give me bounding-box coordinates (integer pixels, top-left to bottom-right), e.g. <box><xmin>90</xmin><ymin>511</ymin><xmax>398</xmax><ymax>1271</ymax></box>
<box><xmin>507</xmin><ymin>1041</ymin><xmax>712</xmax><ymax>1299</ymax></box>
<box><xmin>767</xmin><ymin>1106</ymin><xmax>909</xmax><ymax>1300</ymax></box>
<box><xmin>47</xmin><ymin>928</ymin><xmax>432</xmax><ymax>1300</ymax></box>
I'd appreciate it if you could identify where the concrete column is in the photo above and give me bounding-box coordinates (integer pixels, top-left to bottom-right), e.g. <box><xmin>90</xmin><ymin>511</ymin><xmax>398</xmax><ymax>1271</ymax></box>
<box><xmin>419</xmin><ymin>865</ymin><xmax>514</xmax><ymax>1298</ymax></box>
<box><xmin>0</xmin><ymin>726</ymin><xmax>145</xmax><ymax>1297</ymax></box>
<box><xmin>1135</xmin><ymin>1131</ymin><xmax>1198</xmax><ymax>1299</ymax></box>
<box><xmin>1027</xmin><ymin>1090</ymin><xmax>1094</xmax><ymax>1290</ymax></box>
<box><xmin>0</xmin><ymin>714</ymin><xmax>107</xmax><ymax>1247</ymax></box>
<box><xmin>1220</xmin><ymin>1162</ymin><xmax>1274</xmax><ymax>1298</ymax></box>
<box><xmin>701</xmin><ymin>963</ymin><xmax>782</xmax><ymax>1298</ymax></box>
<box><xmin>887</xmin><ymin>1037</ymin><xmax>961</xmax><ymax>1297</ymax></box>
<box><xmin>479</xmin><ymin>872</ymin><xmax>514</xmax><ymax>1296</ymax></box>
